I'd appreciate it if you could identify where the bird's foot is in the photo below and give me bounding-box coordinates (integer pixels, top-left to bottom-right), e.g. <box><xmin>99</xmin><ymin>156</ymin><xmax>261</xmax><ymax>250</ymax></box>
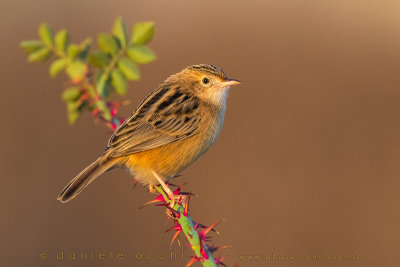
<box><xmin>148</xmin><ymin>184</ymin><xmax>156</xmax><ymax>194</ymax></box>
<box><xmin>151</xmin><ymin>170</ymin><xmax>182</xmax><ymax>208</ymax></box>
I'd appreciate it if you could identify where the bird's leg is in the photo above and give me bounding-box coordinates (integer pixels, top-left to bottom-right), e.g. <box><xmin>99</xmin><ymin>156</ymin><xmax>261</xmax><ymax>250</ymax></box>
<box><xmin>151</xmin><ymin>170</ymin><xmax>173</xmax><ymax>195</ymax></box>
<box><xmin>151</xmin><ymin>170</ymin><xmax>180</xmax><ymax>208</ymax></box>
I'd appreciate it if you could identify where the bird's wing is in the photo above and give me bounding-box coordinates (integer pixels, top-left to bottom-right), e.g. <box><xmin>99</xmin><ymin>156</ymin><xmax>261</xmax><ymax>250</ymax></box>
<box><xmin>106</xmin><ymin>87</ymin><xmax>202</xmax><ymax>157</ymax></box>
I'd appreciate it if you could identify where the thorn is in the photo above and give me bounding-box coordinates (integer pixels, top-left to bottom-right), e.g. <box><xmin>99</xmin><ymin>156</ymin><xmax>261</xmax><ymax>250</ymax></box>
<box><xmin>165</xmin><ymin>182</ymin><xmax>178</xmax><ymax>187</ymax></box>
<box><xmin>165</xmin><ymin>206</ymin><xmax>180</xmax><ymax>219</ymax></box>
<box><xmin>173</xmin><ymin>182</ymin><xmax>187</xmax><ymax>195</ymax></box>
<box><xmin>143</xmin><ymin>194</ymin><xmax>165</xmax><ymax>206</ymax></box>
<box><xmin>215</xmin><ymin>256</ymin><xmax>227</xmax><ymax>266</ymax></box>
<box><xmin>204</xmin><ymin>236</ymin><xmax>213</xmax><ymax>242</ymax></box>
<box><xmin>170</xmin><ymin>229</ymin><xmax>181</xmax><ymax>246</ymax></box>
<box><xmin>215</xmin><ymin>218</ymin><xmax>226</xmax><ymax>235</ymax></box>
<box><xmin>196</xmin><ymin>223</ymin><xmax>217</xmax><ymax>233</ymax></box>
<box><xmin>200</xmin><ymin>242</ymin><xmax>209</xmax><ymax>259</ymax></box>
<box><xmin>194</xmin><ymin>219</ymin><xmax>200</xmax><ymax>230</ymax></box>
<box><xmin>186</xmin><ymin>256</ymin><xmax>200</xmax><ymax>267</ymax></box>
<box><xmin>209</xmin><ymin>245</ymin><xmax>229</xmax><ymax>253</ymax></box>
<box><xmin>178</xmin><ymin>192</ymin><xmax>194</xmax><ymax>196</ymax></box>
<box><xmin>165</xmin><ymin>212</ymin><xmax>177</xmax><ymax>220</ymax></box>
<box><xmin>164</xmin><ymin>224</ymin><xmax>182</xmax><ymax>233</ymax></box>
<box><xmin>167</xmin><ymin>206</ymin><xmax>181</xmax><ymax>220</ymax></box>
<box><xmin>200</xmin><ymin>220</ymin><xmax>221</xmax><ymax>239</ymax></box>
<box><xmin>184</xmin><ymin>192</ymin><xmax>190</xmax><ymax>216</ymax></box>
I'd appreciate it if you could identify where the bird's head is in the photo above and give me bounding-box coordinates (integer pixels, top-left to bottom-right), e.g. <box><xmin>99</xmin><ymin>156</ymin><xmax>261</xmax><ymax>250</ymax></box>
<box><xmin>169</xmin><ymin>64</ymin><xmax>240</xmax><ymax>106</ymax></box>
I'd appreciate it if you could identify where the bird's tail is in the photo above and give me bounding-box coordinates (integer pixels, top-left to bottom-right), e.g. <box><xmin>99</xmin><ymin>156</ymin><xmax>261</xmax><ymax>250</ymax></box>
<box><xmin>57</xmin><ymin>156</ymin><xmax>116</xmax><ymax>203</ymax></box>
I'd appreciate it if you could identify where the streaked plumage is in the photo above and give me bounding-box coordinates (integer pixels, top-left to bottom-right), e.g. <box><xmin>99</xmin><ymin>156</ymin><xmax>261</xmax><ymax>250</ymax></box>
<box><xmin>58</xmin><ymin>64</ymin><xmax>240</xmax><ymax>203</ymax></box>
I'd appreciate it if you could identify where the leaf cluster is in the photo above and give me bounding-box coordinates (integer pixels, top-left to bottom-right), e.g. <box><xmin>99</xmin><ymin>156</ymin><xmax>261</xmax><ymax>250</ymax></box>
<box><xmin>20</xmin><ymin>17</ymin><xmax>156</xmax><ymax>126</ymax></box>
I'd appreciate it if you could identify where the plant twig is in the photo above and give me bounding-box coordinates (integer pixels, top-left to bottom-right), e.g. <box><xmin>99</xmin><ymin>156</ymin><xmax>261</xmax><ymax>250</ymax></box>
<box><xmin>145</xmin><ymin>184</ymin><xmax>226</xmax><ymax>267</ymax></box>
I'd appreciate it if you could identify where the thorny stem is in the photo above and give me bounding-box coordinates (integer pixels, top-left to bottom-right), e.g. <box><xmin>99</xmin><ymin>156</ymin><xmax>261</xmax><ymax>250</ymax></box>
<box><xmin>153</xmin><ymin>185</ymin><xmax>223</xmax><ymax>267</ymax></box>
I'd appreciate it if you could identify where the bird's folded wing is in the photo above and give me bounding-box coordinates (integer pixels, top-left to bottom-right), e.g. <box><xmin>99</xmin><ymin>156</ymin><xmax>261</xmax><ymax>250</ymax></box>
<box><xmin>106</xmin><ymin>110</ymin><xmax>201</xmax><ymax>157</ymax></box>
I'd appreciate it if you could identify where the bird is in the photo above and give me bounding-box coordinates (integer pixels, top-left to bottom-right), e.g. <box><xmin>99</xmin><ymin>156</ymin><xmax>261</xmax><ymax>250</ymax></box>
<box><xmin>57</xmin><ymin>64</ymin><xmax>240</xmax><ymax>203</ymax></box>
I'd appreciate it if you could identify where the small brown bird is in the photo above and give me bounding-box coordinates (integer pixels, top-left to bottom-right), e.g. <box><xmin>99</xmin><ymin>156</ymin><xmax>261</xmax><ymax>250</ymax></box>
<box><xmin>58</xmin><ymin>64</ymin><xmax>240</xmax><ymax>203</ymax></box>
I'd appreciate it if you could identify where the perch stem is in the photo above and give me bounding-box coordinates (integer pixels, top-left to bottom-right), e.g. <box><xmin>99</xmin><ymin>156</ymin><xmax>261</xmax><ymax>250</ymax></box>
<box><xmin>154</xmin><ymin>185</ymin><xmax>219</xmax><ymax>267</ymax></box>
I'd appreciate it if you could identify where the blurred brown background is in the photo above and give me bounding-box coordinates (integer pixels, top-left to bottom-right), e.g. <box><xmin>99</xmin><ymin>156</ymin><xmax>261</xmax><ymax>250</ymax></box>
<box><xmin>1</xmin><ymin>0</ymin><xmax>400</xmax><ymax>266</ymax></box>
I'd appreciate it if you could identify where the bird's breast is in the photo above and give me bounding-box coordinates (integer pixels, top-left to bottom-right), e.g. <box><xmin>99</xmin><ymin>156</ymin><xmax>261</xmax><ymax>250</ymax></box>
<box><xmin>124</xmin><ymin>104</ymin><xmax>226</xmax><ymax>183</ymax></box>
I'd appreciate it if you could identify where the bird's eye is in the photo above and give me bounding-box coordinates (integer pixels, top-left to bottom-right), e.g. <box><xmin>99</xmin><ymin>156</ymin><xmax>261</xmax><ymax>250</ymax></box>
<box><xmin>202</xmin><ymin>77</ymin><xmax>210</xmax><ymax>85</ymax></box>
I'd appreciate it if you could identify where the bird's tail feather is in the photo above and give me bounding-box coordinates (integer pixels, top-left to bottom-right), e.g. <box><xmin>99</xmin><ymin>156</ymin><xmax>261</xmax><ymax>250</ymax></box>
<box><xmin>57</xmin><ymin>156</ymin><xmax>115</xmax><ymax>203</ymax></box>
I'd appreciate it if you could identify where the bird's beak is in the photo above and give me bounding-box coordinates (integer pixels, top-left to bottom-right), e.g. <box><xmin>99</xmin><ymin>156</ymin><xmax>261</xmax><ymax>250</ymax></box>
<box><xmin>221</xmin><ymin>79</ymin><xmax>241</xmax><ymax>87</ymax></box>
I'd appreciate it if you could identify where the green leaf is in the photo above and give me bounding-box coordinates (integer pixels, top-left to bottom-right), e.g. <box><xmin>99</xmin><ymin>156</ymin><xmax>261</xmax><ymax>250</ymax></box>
<box><xmin>131</xmin><ymin>21</ymin><xmax>155</xmax><ymax>45</ymax></box>
<box><xmin>117</xmin><ymin>58</ymin><xmax>140</xmax><ymax>80</ymax></box>
<box><xmin>62</xmin><ymin>87</ymin><xmax>81</xmax><ymax>102</ymax></box>
<box><xmin>49</xmin><ymin>58</ymin><xmax>68</xmax><ymax>77</ymax></box>
<box><xmin>55</xmin><ymin>29</ymin><xmax>70</xmax><ymax>53</ymax></box>
<box><xmin>79</xmin><ymin>38</ymin><xmax>92</xmax><ymax>60</ymax></box>
<box><xmin>66</xmin><ymin>61</ymin><xmax>86</xmax><ymax>81</ymax></box>
<box><xmin>67</xmin><ymin>44</ymin><xmax>81</xmax><ymax>58</ymax></box>
<box><xmin>95</xmin><ymin>100</ymin><xmax>111</xmax><ymax>120</ymax></box>
<box><xmin>89</xmin><ymin>51</ymin><xmax>110</xmax><ymax>68</ymax></box>
<box><xmin>67</xmin><ymin>102</ymin><xmax>81</xmax><ymax>124</ymax></box>
<box><xmin>86</xmin><ymin>84</ymin><xmax>97</xmax><ymax>98</ymax></box>
<box><xmin>95</xmin><ymin>71</ymin><xmax>110</xmax><ymax>97</ymax></box>
<box><xmin>38</xmin><ymin>23</ymin><xmax>54</xmax><ymax>47</ymax></box>
<box><xmin>20</xmin><ymin>40</ymin><xmax>44</xmax><ymax>53</ymax></box>
<box><xmin>27</xmin><ymin>47</ymin><xmax>52</xmax><ymax>62</ymax></box>
<box><xmin>112</xmin><ymin>17</ymin><xmax>128</xmax><ymax>48</ymax></box>
<box><xmin>98</xmin><ymin>33</ymin><xmax>118</xmax><ymax>55</ymax></box>
<box><xmin>127</xmin><ymin>45</ymin><xmax>156</xmax><ymax>64</ymax></box>
<box><xmin>111</xmin><ymin>69</ymin><xmax>128</xmax><ymax>95</ymax></box>
<box><xmin>64</xmin><ymin>87</ymin><xmax>83</xmax><ymax>124</ymax></box>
